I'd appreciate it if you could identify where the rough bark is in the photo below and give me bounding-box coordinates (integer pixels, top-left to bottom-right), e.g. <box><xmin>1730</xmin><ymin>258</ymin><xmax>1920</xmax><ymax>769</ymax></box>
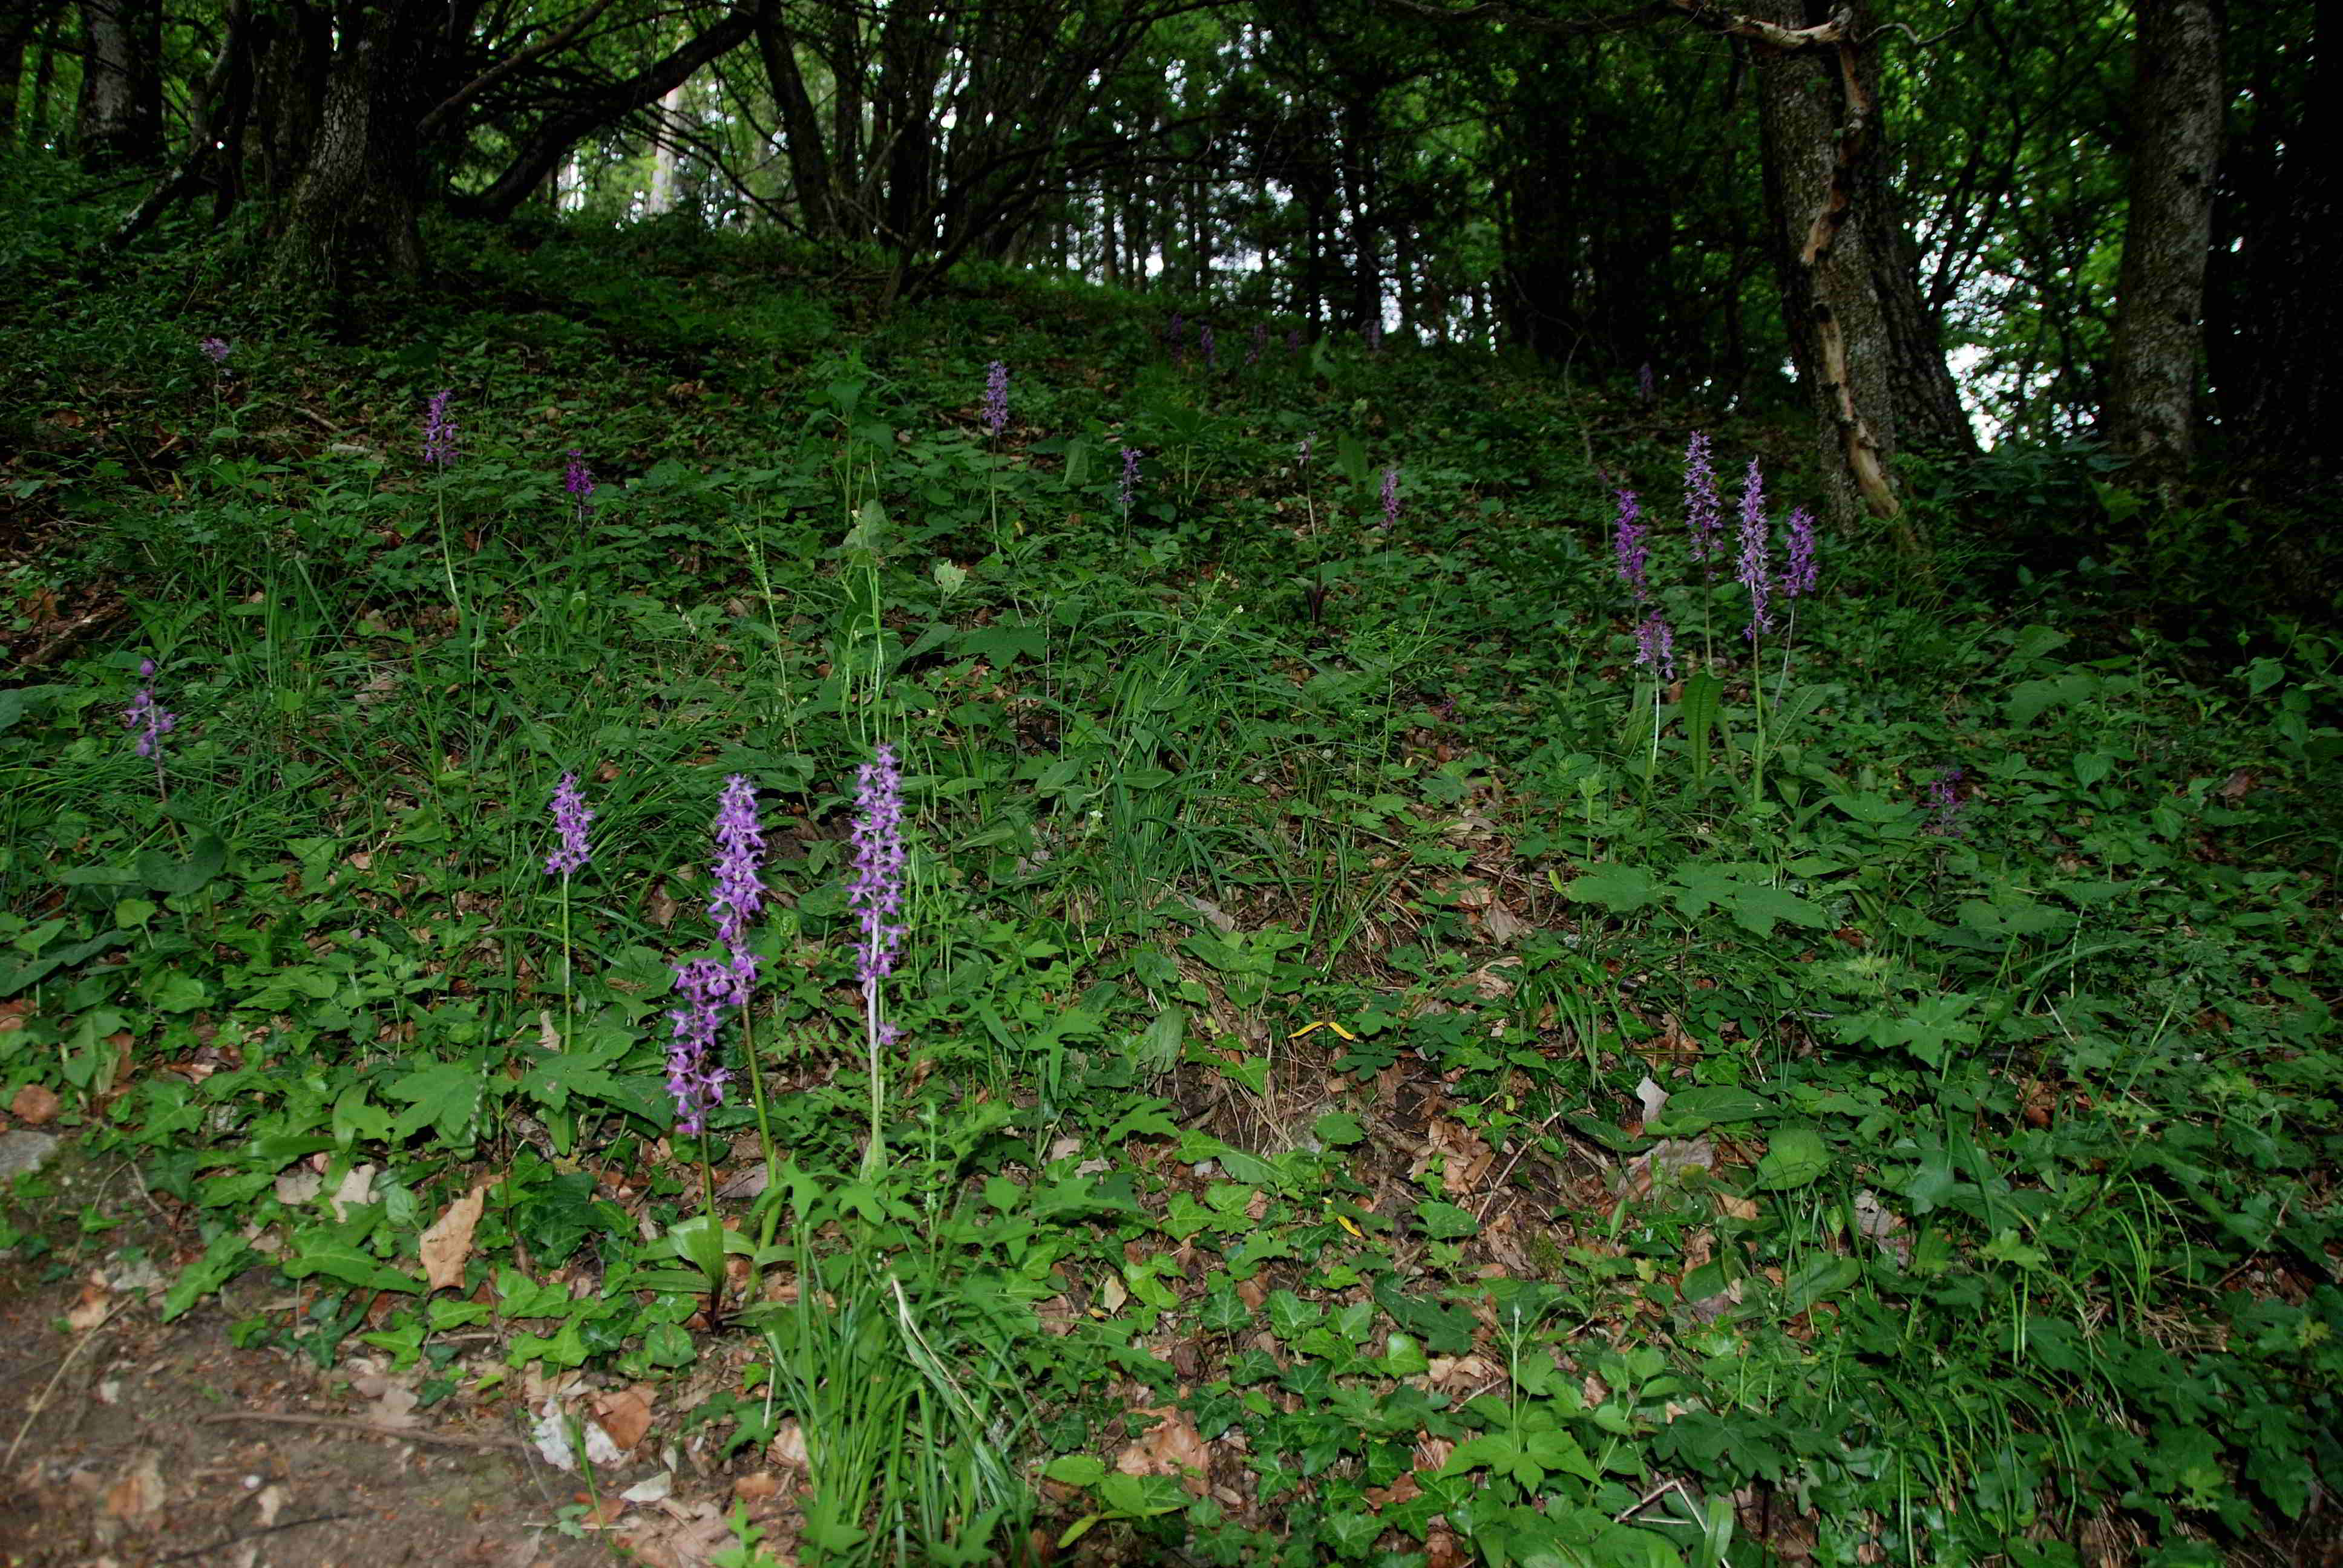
<box><xmin>1749</xmin><ymin>0</ymin><xmax>1971</xmax><ymax>533</ymax></box>
<box><xmin>755</xmin><ymin>5</ymin><xmax>837</xmax><ymax>235</ymax></box>
<box><xmin>252</xmin><ymin>1</ymin><xmax>330</xmax><ymax>204</ymax></box>
<box><xmin>265</xmin><ymin>0</ymin><xmax>434</xmax><ymax>295</ymax></box>
<box><xmin>1</xmin><ymin>0</ymin><xmax>65</xmax><ymax>143</ymax></box>
<box><xmin>74</xmin><ymin>0</ymin><xmax>162</xmax><ymax>169</ymax></box>
<box><xmin>2108</xmin><ymin>0</ymin><xmax>2225</xmax><ymax>486</ymax></box>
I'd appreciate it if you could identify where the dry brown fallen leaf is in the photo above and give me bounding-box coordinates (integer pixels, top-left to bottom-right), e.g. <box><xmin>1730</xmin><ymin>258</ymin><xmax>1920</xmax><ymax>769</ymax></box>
<box><xmin>366</xmin><ymin>1382</ymin><xmax>421</xmax><ymax>1429</ymax></box>
<box><xmin>595</xmin><ymin>1384</ymin><xmax>657</xmax><ymax>1451</ymax></box>
<box><xmin>1116</xmin><ymin>1404</ymin><xmax>1210</xmax><ymax>1496</ymax></box>
<box><xmin>102</xmin><ymin>1451</ymin><xmax>165</xmax><ymax>1521</ymax></box>
<box><xmin>10</xmin><ymin>1083</ymin><xmax>60</xmax><ymax>1125</ymax></box>
<box><xmin>419</xmin><ymin>1183</ymin><xmax>489</xmax><ymax>1291</ymax></box>
<box><xmin>65</xmin><ymin>1275</ymin><xmax>111</xmax><ymax>1332</ymax></box>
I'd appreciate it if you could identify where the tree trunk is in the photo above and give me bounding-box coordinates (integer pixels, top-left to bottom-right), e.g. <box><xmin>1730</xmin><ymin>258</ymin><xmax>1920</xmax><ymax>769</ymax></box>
<box><xmin>756</xmin><ymin>6</ymin><xmax>836</xmax><ymax>236</ymax></box>
<box><xmin>265</xmin><ymin>0</ymin><xmax>433</xmax><ymax>296</ymax></box>
<box><xmin>2108</xmin><ymin>0</ymin><xmax>2225</xmax><ymax>486</ymax></box>
<box><xmin>1751</xmin><ymin>1</ymin><xmax>1971</xmax><ymax>532</ymax></box>
<box><xmin>25</xmin><ymin>17</ymin><xmax>59</xmax><ymax>151</ymax></box>
<box><xmin>75</xmin><ymin>0</ymin><xmax>162</xmax><ymax>169</ymax></box>
<box><xmin>252</xmin><ymin>0</ymin><xmax>330</xmax><ymax>204</ymax></box>
<box><xmin>1</xmin><ymin>0</ymin><xmax>64</xmax><ymax>145</ymax></box>
<box><xmin>2209</xmin><ymin>0</ymin><xmax>2337</xmax><ymax>498</ymax></box>
<box><xmin>646</xmin><ymin>80</ymin><xmax>687</xmax><ymax>214</ymax></box>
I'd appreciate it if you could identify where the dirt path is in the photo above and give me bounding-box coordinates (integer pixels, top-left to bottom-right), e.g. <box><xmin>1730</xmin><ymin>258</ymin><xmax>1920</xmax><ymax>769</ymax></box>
<box><xmin>1</xmin><ymin>1138</ymin><xmax>750</xmax><ymax>1568</ymax></box>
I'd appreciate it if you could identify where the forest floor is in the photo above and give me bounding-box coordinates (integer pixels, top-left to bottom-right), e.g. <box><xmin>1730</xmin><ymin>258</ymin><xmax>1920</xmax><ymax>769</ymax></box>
<box><xmin>2</xmin><ymin>1135</ymin><xmax>632</xmax><ymax>1568</ymax></box>
<box><xmin>2</xmin><ymin>206</ymin><xmax>2338</xmax><ymax>1568</ymax></box>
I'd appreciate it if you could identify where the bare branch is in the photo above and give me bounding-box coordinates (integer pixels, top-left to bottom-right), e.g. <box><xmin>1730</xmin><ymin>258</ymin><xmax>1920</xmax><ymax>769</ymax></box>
<box><xmin>419</xmin><ymin>0</ymin><xmax>620</xmax><ymax>141</ymax></box>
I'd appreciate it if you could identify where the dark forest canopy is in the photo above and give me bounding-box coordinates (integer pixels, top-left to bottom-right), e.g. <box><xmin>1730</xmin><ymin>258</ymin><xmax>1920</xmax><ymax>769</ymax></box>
<box><xmin>4</xmin><ymin>0</ymin><xmax>2333</xmax><ymax>524</ymax></box>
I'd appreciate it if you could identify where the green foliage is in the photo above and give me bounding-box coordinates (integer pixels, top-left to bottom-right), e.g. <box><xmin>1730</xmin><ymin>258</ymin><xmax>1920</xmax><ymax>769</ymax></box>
<box><xmin>0</xmin><ymin>212</ymin><xmax>2332</xmax><ymax>1567</ymax></box>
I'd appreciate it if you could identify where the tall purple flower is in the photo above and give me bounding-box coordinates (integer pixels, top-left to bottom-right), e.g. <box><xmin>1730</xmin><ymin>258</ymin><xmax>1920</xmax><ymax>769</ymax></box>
<box><xmin>982</xmin><ymin>361</ymin><xmax>1009</xmax><ymax>439</ymax></box>
<box><xmin>200</xmin><ymin>336</ymin><xmax>231</xmax><ymax>367</ymax></box>
<box><xmin>666</xmin><ymin>957</ymin><xmax>735</xmax><ymax>1133</ymax></box>
<box><xmin>1737</xmin><ymin>458</ymin><xmax>1773</xmax><ymax>639</ymax></box>
<box><xmin>709</xmin><ymin>774</ymin><xmax>766</xmax><ymax>993</ymax></box>
<box><xmin>1286</xmin><ymin>327</ymin><xmax>1303</xmax><ymax>356</ymax></box>
<box><xmin>1248</xmin><ymin>324</ymin><xmax>1267</xmax><ymax>365</ymax></box>
<box><xmin>1379</xmin><ymin>465</ymin><xmax>1401</xmax><ymax>532</ymax></box>
<box><xmin>1637</xmin><ymin>362</ymin><xmax>1654</xmax><ymax>404</ymax></box>
<box><xmin>1167</xmin><ymin>313</ymin><xmax>1185</xmax><ymax>366</ymax></box>
<box><xmin>849</xmin><ymin>745</ymin><xmax>908</xmax><ymax>994</ymax></box>
<box><xmin>1683</xmin><ymin>431</ymin><xmax>1722</xmax><ymax>577</ymax></box>
<box><xmin>1779</xmin><ymin>506</ymin><xmax>1818</xmax><ymax>599</ymax></box>
<box><xmin>546</xmin><ymin>772</ymin><xmax>594</xmax><ymax>875</ymax></box>
<box><xmin>1634</xmin><ymin>611</ymin><xmax>1678</xmax><ymax>682</ymax></box>
<box><xmin>1200</xmin><ymin>324</ymin><xmax>1217</xmax><ymax>370</ymax></box>
<box><xmin>122</xmin><ymin>658</ymin><xmax>176</xmax><ymax>761</ymax></box>
<box><xmin>563</xmin><ymin>450</ymin><xmax>595</xmax><ymax>520</ymax></box>
<box><xmin>1364</xmin><ymin>318</ymin><xmax>1383</xmax><ymax>354</ymax></box>
<box><xmin>1119</xmin><ymin>446</ymin><xmax>1141</xmax><ymax>515</ymax></box>
<box><xmin>1613</xmin><ymin>489</ymin><xmax>1650</xmax><ymax>602</ymax></box>
<box><xmin>422</xmin><ymin>389</ymin><xmax>458</xmax><ymax>468</ymax></box>
<box><xmin>1297</xmin><ymin>431</ymin><xmax>1315</xmax><ymax>469</ymax></box>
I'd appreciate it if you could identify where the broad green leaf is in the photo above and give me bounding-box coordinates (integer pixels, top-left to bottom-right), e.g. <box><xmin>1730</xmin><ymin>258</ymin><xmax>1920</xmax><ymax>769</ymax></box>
<box><xmin>1565</xmin><ymin>863</ymin><xmax>1656</xmax><ymax>913</ymax></box>
<box><xmin>1312</xmin><ymin>1111</ymin><xmax>1365</xmax><ymax>1147</ymax></box>
<box><xmin>1755</xmin><ymin>1126</ymin><xmax>1830</xmax><ymax>1191</ymax></box>
<box><xmin>1043</xmin><ymin>1454</ymin><xmax>1106</xmax><ymax>1486</ymax></box>
<box><xmin>134</xmin><ymin>835</ymin><xmax>228</xmax><ymax>896</ymax></box>
<box><xmin>1681</xmin><ymin>670</ymin><xmax>1723</xmax><ymax>780</ymax></box>
<box><xmin>385</xmin><ymin>1063</ymin><xmax>485</xmax><ymax>1144</ymax></box>
<box><xmin>1652</xmin><ymin>1085</ymin><xmax>1769</xmax><ymax>1131</ymax></box>
<box><xmin>1377</xmin><ymin>1333</ymin><xmax>1431</xmax><ymax>1376</ymax></box>
<box><xmin>1728</xmin><ymin>885</ymin><xmax>1829</xmax><ymax>938</ymax></box>
<box><xmin>1415</xmin><ymin>1200</ymin><xmax>1478</xmax><ymax>1240</ymax></box>
<box><xmin>1826</xmin><ymin>791</ymin><xmax>1913</xmax><ymax>826</ymax></box>
<box><xmin>2007</xmin><ymin>672</ymin><xmax>2097</xmax><ymax>727</ymax></box>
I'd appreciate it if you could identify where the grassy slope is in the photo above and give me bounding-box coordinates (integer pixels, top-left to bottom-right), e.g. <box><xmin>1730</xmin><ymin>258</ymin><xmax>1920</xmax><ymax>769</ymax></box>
<box><xmin>1</xmin><ymin>203</ymin><xmax>2339</xmax><ymax>1567</ymax></box>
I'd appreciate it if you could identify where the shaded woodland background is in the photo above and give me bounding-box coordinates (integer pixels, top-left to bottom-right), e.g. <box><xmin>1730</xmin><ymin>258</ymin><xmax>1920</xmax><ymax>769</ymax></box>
<box><xmin>2</xmin><ymin>0</ymin><xmax>2338</xmax><ymax>595</ymax></box>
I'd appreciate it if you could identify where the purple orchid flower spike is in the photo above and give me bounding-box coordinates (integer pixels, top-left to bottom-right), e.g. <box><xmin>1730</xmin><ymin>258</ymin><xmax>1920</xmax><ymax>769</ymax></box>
<box><xmin>1683</xmin><ymin>431</ymin><xmax>1722</xmax><ymax>578</ymax></box>
<box><xmin>982</xmin><ymin>361</ymin><xmax>1009</xmax><ymax>438</ymax></box>
<box><xmin>422</xmin><ymin>390</ymin><xmax>458</xmax><ymax>468</ymax></box>
<box><xmin>1613</xmin><ymin>489</ymin><xmax>1649</xmax><ymax>603</ymax></box>
<box><xmin>1737</xmin><ymin>458</ymin><xmax>1773</xmax><ymax>639</ymax></box>
<box><xmin>546</xmin><ymin>773</ymin><xmax>594</xmax><ymax>875</ymax></box>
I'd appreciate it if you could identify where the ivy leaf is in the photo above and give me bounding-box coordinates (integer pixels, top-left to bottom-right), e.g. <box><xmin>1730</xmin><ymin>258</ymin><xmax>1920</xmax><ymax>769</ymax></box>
<box><xmin>162</xmin><ymin>1233</ymin><xmax>253</xmax><ymax>1321</ymax></box>
<box><xmin>1267</xmin><ymin>1290</ymin><xmax>1323</xmax><ymax>1342</ymax></box>
<box><xmin>282</xmin><ymin>1234</ymin><xmax>425</xmax><ymax>1294</ymax></box>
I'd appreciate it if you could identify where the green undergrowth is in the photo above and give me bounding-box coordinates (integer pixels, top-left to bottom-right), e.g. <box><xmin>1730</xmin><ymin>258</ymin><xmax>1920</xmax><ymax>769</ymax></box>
<box><xmin>1</xmin><ymin>213</ymin><xmax>2339</xmax><ymax>1567</ymax></box>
